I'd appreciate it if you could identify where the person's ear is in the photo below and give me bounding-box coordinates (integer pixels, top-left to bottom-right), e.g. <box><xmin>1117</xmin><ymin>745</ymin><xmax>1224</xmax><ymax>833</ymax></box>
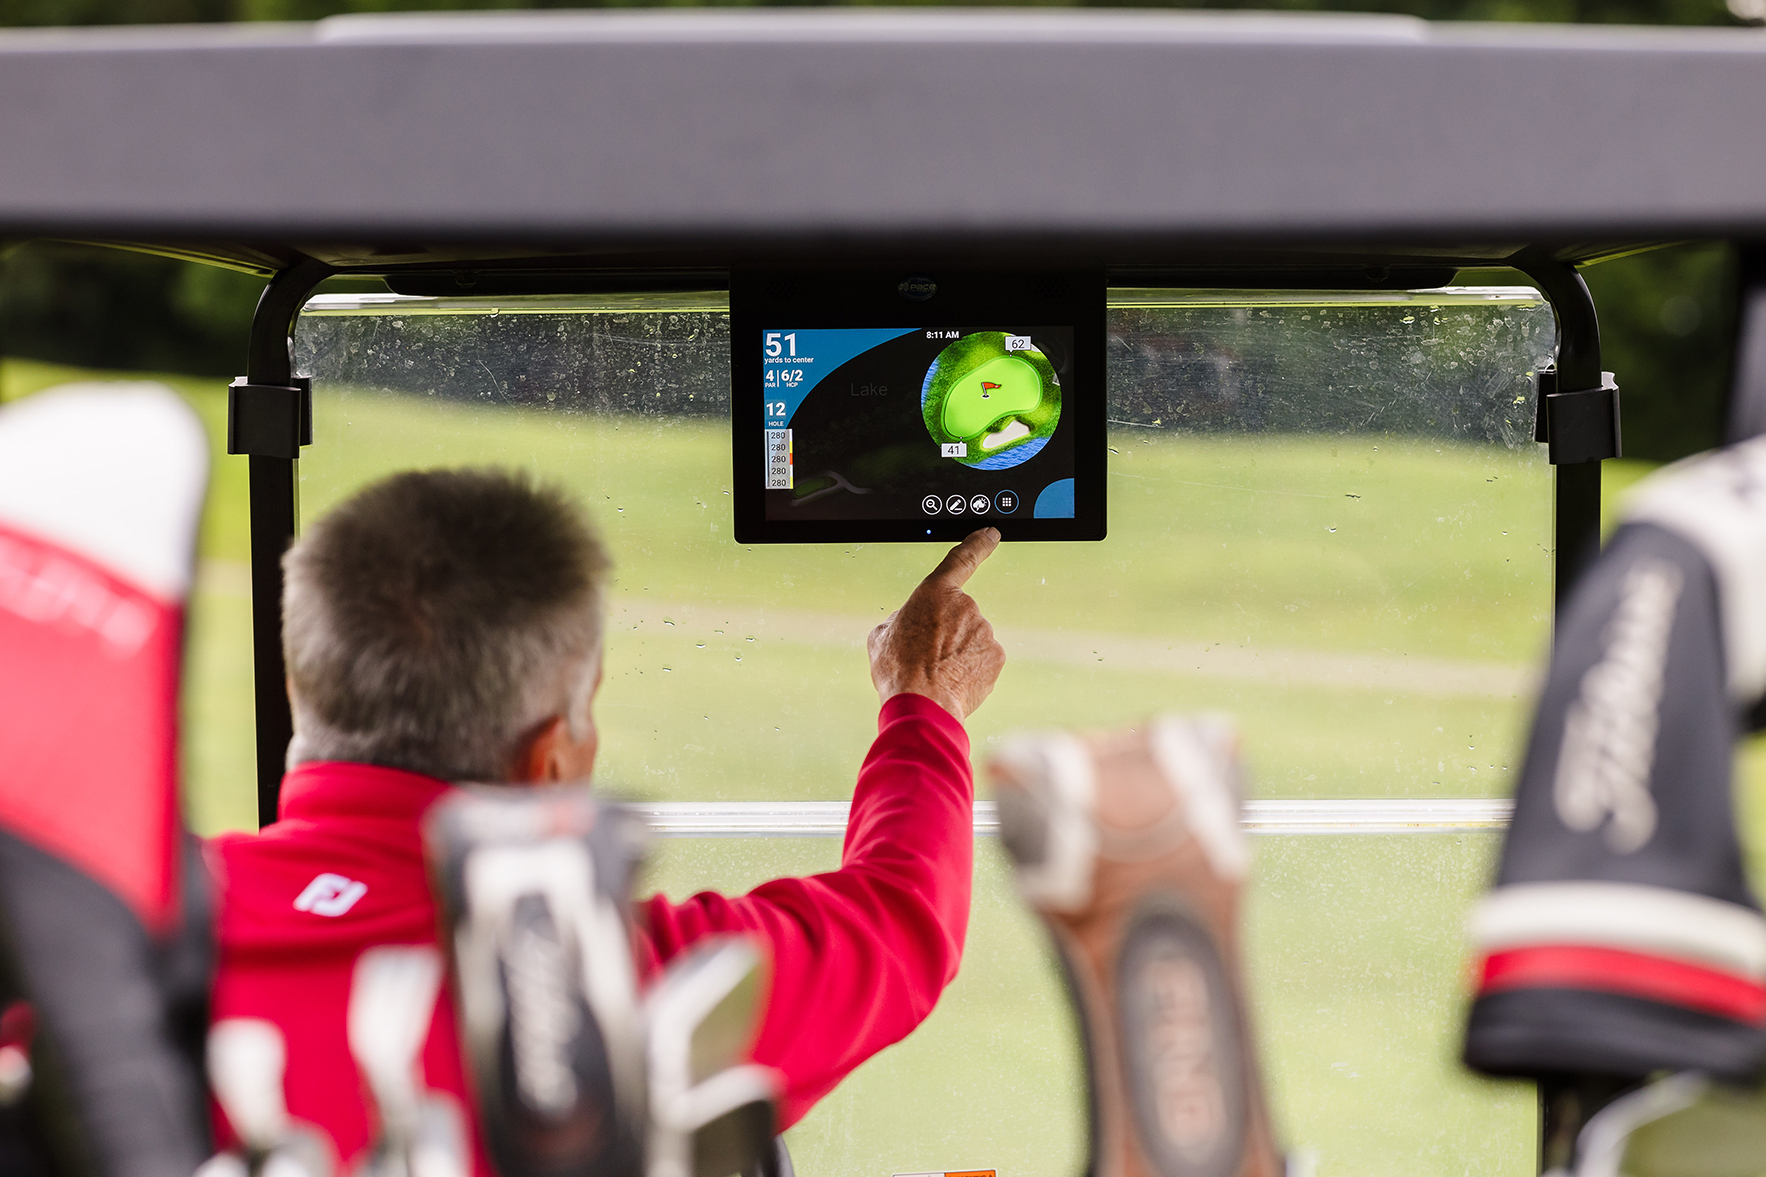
<box><xmin>512</xmin><ymin>715</ymin><xmax>571</xmax><ymax>785</ymax></box>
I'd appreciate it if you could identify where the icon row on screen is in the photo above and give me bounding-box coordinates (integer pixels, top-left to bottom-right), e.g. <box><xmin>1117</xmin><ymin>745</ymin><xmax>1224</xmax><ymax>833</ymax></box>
<box><xmin>922</xmin><ymin>491</ymin><xmax>1018</xmax><ymax>517</ymax></box>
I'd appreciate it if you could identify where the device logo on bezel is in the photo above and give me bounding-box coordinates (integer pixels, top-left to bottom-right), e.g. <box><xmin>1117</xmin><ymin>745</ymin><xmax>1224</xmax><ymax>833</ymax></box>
<box><xmin>898</xmin><ymin>275</ymin><xmax>937</xmax><ymax>302</ymax></box>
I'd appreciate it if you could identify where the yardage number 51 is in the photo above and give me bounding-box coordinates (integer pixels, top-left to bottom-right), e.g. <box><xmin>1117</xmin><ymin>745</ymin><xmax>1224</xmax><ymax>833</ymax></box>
<box><xmin>764</xmin><ymin>332</ymin><xmax>798</xmax><ymax>358</ymax></box>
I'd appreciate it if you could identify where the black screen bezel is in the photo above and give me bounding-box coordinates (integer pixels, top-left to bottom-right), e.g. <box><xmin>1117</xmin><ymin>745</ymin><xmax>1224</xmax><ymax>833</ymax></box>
<box><xmin>730</xmin><ymin>268</ymin><xmax>1106</xmax><ymax>544</ymax></box>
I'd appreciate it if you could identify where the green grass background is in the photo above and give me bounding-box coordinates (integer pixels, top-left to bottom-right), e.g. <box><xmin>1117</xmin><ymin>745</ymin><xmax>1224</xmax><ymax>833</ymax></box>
<box><xmin>1</xmin><ymin>353</ymin><xmax>1737</xmax><ymax>1177</ymax></box>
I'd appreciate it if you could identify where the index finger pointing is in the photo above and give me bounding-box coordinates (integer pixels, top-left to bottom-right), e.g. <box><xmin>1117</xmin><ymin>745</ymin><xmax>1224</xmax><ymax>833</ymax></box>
<box><xmin>926</xmin><ymin>527</ymin><xmax>1001</xmax><ymax>590</ymax></box>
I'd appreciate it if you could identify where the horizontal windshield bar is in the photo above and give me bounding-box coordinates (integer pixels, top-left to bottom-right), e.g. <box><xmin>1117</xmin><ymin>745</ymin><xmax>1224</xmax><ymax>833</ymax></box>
<box><xmin>630</xmin><ymin>798</ymin><xmax>1512</xmax><ymax>838</ymax></box>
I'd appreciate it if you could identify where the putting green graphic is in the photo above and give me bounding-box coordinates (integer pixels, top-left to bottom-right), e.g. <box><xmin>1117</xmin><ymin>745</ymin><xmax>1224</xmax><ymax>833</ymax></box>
<box><xmin>921</xmin><ymin>333</ymin><xmax>1061</xmax><ymax>470</ymax></box>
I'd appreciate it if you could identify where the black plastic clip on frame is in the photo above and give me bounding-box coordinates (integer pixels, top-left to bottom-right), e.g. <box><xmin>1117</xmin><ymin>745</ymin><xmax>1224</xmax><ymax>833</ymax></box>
<box><xmin>227</xmin><ymin>376</ymin><xmax>311</xmax><ymax>461</ymax></box>
<box><xmin>1511</xmin><ymin>248</ymin><xmax>1620</xmax><ymax>616</ymax></box>
<box><xmin>237</xmin><ymin>256</ymin><xmax>333</xmax><ymax>828</ymax></box>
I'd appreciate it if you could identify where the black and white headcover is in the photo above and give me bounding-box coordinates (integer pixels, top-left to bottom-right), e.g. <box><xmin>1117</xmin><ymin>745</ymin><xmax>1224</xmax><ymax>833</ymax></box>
<box><xmin>424</xmin><ymin>786</ymin><xmax>650</xmax><ymax>1177</ymax></box>
<box><xmin>1465</xmin><ymin>437</ymin><xmax>1766</xmax><ymax>1081</ymax></box>
<box><xmin>424</xmin><ymin>788</ymin><xmax>783</xmax><ymax>1177</ymax></box>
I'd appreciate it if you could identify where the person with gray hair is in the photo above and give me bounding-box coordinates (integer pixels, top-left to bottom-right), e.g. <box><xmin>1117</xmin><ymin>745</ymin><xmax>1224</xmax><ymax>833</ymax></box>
<box><xmin>281</xmin><ymin>468</ymin><xmax>613</xmax><ymax>784</ymax></box>
<box><xmin>206</xmin><ymin>467</ymin><xmax>1006</xmax><ymax>1174</ymax></box>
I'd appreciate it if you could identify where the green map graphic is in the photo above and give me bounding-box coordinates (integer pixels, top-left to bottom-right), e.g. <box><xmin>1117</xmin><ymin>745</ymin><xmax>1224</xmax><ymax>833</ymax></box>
<box><xmin>921</xmin><ymin>333</ymin><xmax>1062</xmax><ymax>470</ymax></box>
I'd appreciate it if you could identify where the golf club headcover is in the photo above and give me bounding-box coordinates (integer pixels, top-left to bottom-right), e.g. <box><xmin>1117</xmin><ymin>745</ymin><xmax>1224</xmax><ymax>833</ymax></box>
<box><xmin>424</xmin><ymin>786</ymin><xmax>650</xmax><ymax>1177</ymax></box>
<box><xmin>345</xmin><ymin>946</ymin><xmax>469</xmax><ymax>1177</ymax></box>
<box><xmin>0</xmin><ymin>384</ymin><xmax>214</xmax><ymax>1177</ymax></box>
<box><xmin>1465</xmin><ymin>436</ymin><xmax>1766</xmax><ymax>1082</ymax></box>
<box><xmin>990</xmin><ymin>716</ymin><xmax>1281</xmax><ymax>1177</ymax></box>
<box><xmin>643</xmin><ymin>936</ymin><xmax>778</xmax><ymax>1177</ymax></box>
<box><xmin>200</xmin><ymin>1019</ymin><xmax>336</xmax><ymax>1177</ymax></box>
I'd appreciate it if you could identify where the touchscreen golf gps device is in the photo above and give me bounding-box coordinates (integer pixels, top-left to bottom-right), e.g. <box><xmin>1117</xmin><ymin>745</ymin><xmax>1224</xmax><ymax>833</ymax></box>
<box><xmin>731</xmin><ymin>269</ymin><xmax>1106</xmax><ymax>543</ymax></box>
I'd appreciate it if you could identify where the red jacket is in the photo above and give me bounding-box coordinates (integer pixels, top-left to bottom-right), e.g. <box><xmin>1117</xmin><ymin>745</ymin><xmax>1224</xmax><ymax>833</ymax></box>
<box><xmin>208</xmin><ymin>693</ymin><xmax>972</xmax><ymax>1172</ymax></box>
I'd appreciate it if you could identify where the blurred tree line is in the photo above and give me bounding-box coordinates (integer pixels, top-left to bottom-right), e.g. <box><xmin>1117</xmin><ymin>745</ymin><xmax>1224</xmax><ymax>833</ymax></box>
<box><xmin>0</xmin><ymin>0</ymin><xmax>1748</xmax><ymax>458</ymax></box>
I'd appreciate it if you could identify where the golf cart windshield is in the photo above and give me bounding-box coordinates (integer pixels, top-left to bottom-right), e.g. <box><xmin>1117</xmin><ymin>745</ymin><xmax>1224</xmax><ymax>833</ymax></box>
<box><xmin>290</xmin><ymin>285</ymin><xmax>1553</xmax><ymax>1177</ymax></box>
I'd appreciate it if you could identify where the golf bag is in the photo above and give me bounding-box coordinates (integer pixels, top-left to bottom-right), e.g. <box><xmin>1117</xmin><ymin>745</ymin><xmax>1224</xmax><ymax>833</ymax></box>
<box><xmin>0</xmin><ymin>385</ymin><xmax>215</xmax><ymax>1177</ymax></box>
<box><xmin>990</xmin><ymin>716</ymin><xmax>1282</xmax><ymax>1177</ymax></box>
<box><xmin>424</xmin><ymin>786</ymin><xmax>780</xmax><ymax>1177</ymax></box>
<box><xmin>1464</xmin><ymin>434</ymin><xmax>1766</xmax><ymax>1083</ymax></box>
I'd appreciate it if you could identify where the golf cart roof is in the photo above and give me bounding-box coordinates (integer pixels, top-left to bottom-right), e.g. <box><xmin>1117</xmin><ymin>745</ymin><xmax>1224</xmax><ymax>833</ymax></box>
<box><xmin>1</xmin><ymin>9</ymin><xmax>1764</xmax><ymax>283</ymax></box>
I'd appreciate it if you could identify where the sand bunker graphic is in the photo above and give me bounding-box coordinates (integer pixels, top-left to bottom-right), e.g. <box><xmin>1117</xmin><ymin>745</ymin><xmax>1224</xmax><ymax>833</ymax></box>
<box><xmin>921</xmin><ymin>333</ymin><xmax>1061</xmax><ymax>470</ymax></box>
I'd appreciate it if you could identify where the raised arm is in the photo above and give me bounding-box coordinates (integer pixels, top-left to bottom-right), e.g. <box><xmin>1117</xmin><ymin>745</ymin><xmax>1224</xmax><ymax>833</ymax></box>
<box><xmin>638</xmin><ymin>530</ymin><xmax>1005</xmax><ymax>1127</ymax></box>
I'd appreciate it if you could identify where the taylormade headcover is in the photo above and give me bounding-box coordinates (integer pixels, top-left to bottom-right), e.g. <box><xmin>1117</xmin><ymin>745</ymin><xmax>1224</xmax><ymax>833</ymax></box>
<box><xmin>1465</xmin><ymin>436</ymin><xmax>1766</xmax><ymax>1081</ymax></box>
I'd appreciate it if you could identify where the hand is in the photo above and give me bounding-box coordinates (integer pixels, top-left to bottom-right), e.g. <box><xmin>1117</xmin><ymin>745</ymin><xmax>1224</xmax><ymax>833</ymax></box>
<box><xmin>868</xmin><ymin>528</ymin><xmax>1006</xmax><ymax>720</ymax></box>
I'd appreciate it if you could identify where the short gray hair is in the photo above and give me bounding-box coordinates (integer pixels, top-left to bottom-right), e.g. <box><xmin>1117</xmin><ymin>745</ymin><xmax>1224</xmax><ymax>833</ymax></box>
<box><xmin>283</xmin><ymin>468</ymin><xmax>611</xmax><ymax>782</ymax></box>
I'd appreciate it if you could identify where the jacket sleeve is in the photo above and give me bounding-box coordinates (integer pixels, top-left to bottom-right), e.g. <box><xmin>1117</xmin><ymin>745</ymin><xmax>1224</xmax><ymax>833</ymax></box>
<box><xmin>637</xmin><ymin>692</ymin><xmax>974</xmax><ymax>1129</ymax></box>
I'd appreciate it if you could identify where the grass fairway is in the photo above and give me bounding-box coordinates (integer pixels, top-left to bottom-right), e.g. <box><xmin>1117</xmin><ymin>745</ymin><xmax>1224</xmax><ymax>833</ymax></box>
<box><xmin>3</xmin><ymin>355</ymin><xmax>1703</xmax><ymax>1177</ymax></box>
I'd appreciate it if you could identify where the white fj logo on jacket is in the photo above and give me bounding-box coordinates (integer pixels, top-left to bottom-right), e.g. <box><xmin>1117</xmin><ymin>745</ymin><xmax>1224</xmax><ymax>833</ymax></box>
<box><xmin>294</xmin><ymin>872</ymin><xmax>368</xmax><ymax>917</ymax></box>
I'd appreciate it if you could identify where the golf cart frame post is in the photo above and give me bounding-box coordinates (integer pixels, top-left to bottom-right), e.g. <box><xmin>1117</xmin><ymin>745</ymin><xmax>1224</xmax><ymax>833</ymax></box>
<box><xmin>234</xmin><ymin>256</ymin><xmax>333</xmax><ymax>824</ymax></box>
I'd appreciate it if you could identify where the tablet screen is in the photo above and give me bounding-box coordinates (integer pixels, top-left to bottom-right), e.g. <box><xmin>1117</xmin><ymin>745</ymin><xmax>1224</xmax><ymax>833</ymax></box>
<box><xmin>762</xmin><ymin>326</ymin><xmax>1076</xmax><ymax>525</ymax></box>
<box><xmin>731</xmin><ymin>269</ymin><xmax>1105</xmax><ymax>543</ymax></box>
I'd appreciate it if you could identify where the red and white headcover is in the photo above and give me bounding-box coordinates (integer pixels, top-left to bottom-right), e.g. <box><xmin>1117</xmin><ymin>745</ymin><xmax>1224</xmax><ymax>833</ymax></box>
<box><xmin>0</xmin><ymin>383</ymin><xmax>208</xmax><ymax>934</ymax></box>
